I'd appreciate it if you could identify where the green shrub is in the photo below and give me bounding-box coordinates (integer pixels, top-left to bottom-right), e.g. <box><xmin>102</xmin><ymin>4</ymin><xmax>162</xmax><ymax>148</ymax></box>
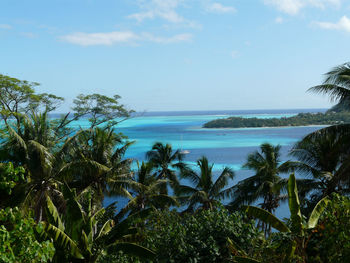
<box><xmin>306</xmin><ymin>194</ymin><xmax>350</xmax><ymax>262</ymax></box>
<box><xmin>0</xmin><ymin>207</ymin><xmax>55</xmax><ymax>263</ymax></box>
<box><xmin>142</xmin><ymin>207</ymin><xmax>262</xmax><ymax>263</ymax></box>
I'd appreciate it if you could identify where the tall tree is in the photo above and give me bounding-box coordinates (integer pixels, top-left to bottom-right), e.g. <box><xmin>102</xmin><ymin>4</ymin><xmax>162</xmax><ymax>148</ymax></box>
<box><xmin>290</xmin><ymin>126</ymin><xmax>350</xmax><ymax>200</ymax></box>
<box><xmin>228</xmin><ymin>143</ymin><xmax>297</xmax><ymax>233</ymax></box>
<box><xmin>72</xmin><ymin>93</ymin><xmax>133</xmax><ymax>129</ymax></box>
<box><xmin>0</xmin><ymin>112</ymin><xmax>63</xmax><ymax>221</ymax></box>
<box><xmin>309</xmin><ymin>62</ymin><xmax>350</xmax><ymax>106</ymax></box>
<box><xmin>177</xmin><ymin>156</ymin><xmax>235</xmax><ymax>211</ymax></box>
<box><xmin>146</xmin><ymin>142</ymin><xmax>185</xmax><ymax>194</ymax></box>
<box><xmin>0</xmin><ymin>74</ymin><xmax>64</xmax><ymax>133</ymax></box>
<box><xmin>58</xmin><ymin>127</ymin><xmax>134</xmax><ymax>202</ymax></box>
<box><xmin>117</xmin><ymin>162</ymin><xmax>178</xmax><ymax>220</ymax></box>
<box><xmin>0</xmin><ymin>74</ymin><xmax>135</xmax><ymax>220</ymax></box>
<box><xmin>305</xmin><ymin>62</ymin><xmax>350</xmax><ymax>198</ymax></box>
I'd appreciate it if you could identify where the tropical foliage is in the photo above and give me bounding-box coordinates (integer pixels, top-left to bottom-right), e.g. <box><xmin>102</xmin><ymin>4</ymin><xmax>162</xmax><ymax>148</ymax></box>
<box><xmin>0</xmin><ymin>162</ymin><xmax>26</xmax><ymax>208</ymax></box>
<box><xmin>1</xmin><ymin>62</ymin><xmax>350</xmax><ymax>262</ymax></box>
<box><xmin>177</xmin><ymin>156</ymin><xmax>235</xmax><ymax>211</ymax></box>
<box><xmin>0</xmin><ymin>207</ymin><xmax>55</xmax><ymax>263</ymax></box>
<box><xmin>306</xmin><ymin>193</ymin><xmax>350</xmax><ymax>262</ymax></box>
<box><xmin>41</xmin><ymin>184</ymin><xmax>154</xmax><ymax>263</ymax></box>
<box><xmin>146</xmin><ymin>142</ymin><xmax>185</xmax><ymax>194</ymax></box>
<box><xmin>289</xmin><ymin>127</ymin><xmax>350</xmax><ymax>213</ymax></box>
<box><xmin>227</xmin><ymin>143</ymin><xmax>298</xmax><ymax>235</ymax></box>
<box><xmin>140</xmin><ymin>207</ymin><xmax>261</xmax><ymax>263</ymax></box>
<box><xmin>116</xmin><ymin>161</ymin><xmax>178</xmax><ymax>219</ymax></box>
<box><xmin>240</xmin><ymin>174</ymin><xmax>330</xmax><ymax>262</ymax></box>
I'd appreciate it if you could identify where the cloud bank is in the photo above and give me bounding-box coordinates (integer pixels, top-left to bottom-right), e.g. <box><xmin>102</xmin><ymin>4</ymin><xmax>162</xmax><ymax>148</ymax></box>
<box><xmin>59</xmin><ymin>31</ymin><xmax>192</xmax><ymax>46</ymax></box>
<box><xmin>205</xmin><ymin>2</ymin><xmax>236</xmax><ymax>14</ymax></box>
<box><xmin>314</xmin><ymin>15</ymin><xmax>350</xmax><ymax>33</ymax></box>
<box><xmin>263</xmin><ymin>0</ymin><xmax>341</xmax><ymax>15</ymax></box>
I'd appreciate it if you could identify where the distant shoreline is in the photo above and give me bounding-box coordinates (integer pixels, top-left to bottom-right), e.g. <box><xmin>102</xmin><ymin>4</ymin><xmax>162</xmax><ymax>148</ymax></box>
<box><xmin>200</xmin><ymin>124</ymin><xmax>328</xmax><ymax>130</ymax></box>
<box><xmin>49</xmin><ymin>108</ymin><xmax>327</xmax><ymax>118</ymax></box>
<box><xmin>203</xmin><ymin>112</ymin><xmax>350</xmax><ymax>129</ymax></box>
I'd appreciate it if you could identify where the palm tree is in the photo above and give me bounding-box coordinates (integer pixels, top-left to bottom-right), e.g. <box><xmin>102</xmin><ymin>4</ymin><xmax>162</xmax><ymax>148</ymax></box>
<box><xmin>41</xmin><ymin>183</ymin><xmax>155</xmax><ymax>263</ymax></box>
<box><xmin>116</xmin><ymin>161</ymin><xmax>179</xmax><ymax>220</ymax></box>
<box><xmin>176</xmin><ymin>156</ymin><xmax>235</xmax><ymax>211</ymax></box>
<box><xmin>59</xmin><ymin>127</ymin><xmax>134</xmax><ymax>202</ymax></box>
<box><xmin>290</xmin><ymin>127</ymin><xmax>350</xmax><ymax>200</ymax></box>
<box><xmin>0</xmin><ymin>112</ymin><xmax>63</xmax><ymax>221</ymax></box>
<box><xmin>309</xmin><ymin>62</ymin><xmax>350</xmax><ymax>106</ymax></box>
<box><xmin>304</xmin><ymin>62</ymin><xmax>350</xmax><ymax>198</ymax></box>
<box><xmin>239</xmin><ymin>174</ymin><xmax>330</xmax><ymax>262</ymax></box>
<box><xmin>228</xmin><ymin>143</ymin><xmax>293</xmax><ymax>217</ymax></box>
<box><xmin>146</xmin><ymin>142</ymin><xmax>185</xmax><ymax>194</ymax></box>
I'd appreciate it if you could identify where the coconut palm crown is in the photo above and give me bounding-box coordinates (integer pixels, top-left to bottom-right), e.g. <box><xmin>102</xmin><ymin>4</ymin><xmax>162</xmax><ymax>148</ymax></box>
<box><xmin>228</xmin><ymin>143</ymin><xmax>294</xmax><ymax>214</ymax></box>
<box><xmin>177</xmin><ymin>156</ymin><xmax>235</xmax><ymax>211</ymax></box>
<box><xmin>146</xmin><ymin>142</ymin><xmax>186</xmax><ymax>194</ymax></box>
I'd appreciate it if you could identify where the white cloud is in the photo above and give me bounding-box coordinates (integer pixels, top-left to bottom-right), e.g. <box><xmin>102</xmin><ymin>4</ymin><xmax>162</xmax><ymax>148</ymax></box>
<box><xmin>128</xmin><ymin>0</ymin><xmax>201</xmax><ymax>28</ymax></box>
<box><xmin>230</xmin><ymin>50</ymin><xmax>238</xmax><ymax>58</ymax></box>
<box><xmin>141</xmin><ymin>32</ymin><xmax>192</xmax><ymax>43</ymax></box>
<box><xmin>0</xmin><ymin>24</ymin><xmax>12</xmax><ymax>29</ymax></box>
<box><xmin>60</xmin><ymin>31</ymin><xmax>139</xmax><ymax>46</ymax></box>
<box><xmin>59</xmin><ymin>31</ymin><xmax>192</xmax><ymax>46</ymax></box>
<box><xmin>205</xmin><ymin>2</ymin><xmax>236</xmax><ymax>14</ymax></box>
<box><xmin>275</xmin><ymin>16</ymin><xmax>284</xmax><ymax>23</ymax></box>
<box><xmin>128</xmin><ymin>0</ymin><xmax>184</xmax><ymax>23</ymax></box>
<box><xmin>263</xmin><ymin>0</ymin><xmax>341</xmax><ymax>15</ymax></box>
<box><xmin>314</xmin><ymin>15</ymin><xmax>350</xmax><ymax>33</ymax></box>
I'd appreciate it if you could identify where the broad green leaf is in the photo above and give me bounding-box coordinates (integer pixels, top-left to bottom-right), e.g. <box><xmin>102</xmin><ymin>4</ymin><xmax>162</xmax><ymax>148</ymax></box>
<box><xmin>284</xmin><ymin>240</ymin><xmax>297</xmax><ymax>262</ymax></box>
<box><xmin>109</xmin><ymin>208</ymin><xmax>152</xmax><ymax>242</ymax></box>
<box><xmin>62</xmin><ymin>183</ymin><xmax>84</xmax><ymax>241</ymax></box>
<box><xmin>242</xmin><ymin>205</ymin><xmax>290</xmax><ymax>232</ymax></box>
<box><xmin>227</xmin><ymin>238</ymin><xmax>246</xmax><ymax>256</ymax></box>
<box><xmin>45</xmin><ymin>195</ymin><xmax>64</xmax><ymax>231</ymax></box>
<box><xmin>308</xmin><ymin>196</ymin><xmax>330</xmax><ymax>229</ymax></box>
<box><xmin>287</xmin><ymin>173</ymin><xmax>302</xmax><ymax>235</ymax></box>
<box><xmin>96</xmin><ymin>219</ymin><xmax>114</xmax><ymax>240</ymax></box>
<box><xmin>81</xmin><ymin>230</ymin><xmax>93</xmax><ymax>256</ymax></box>
<box><xmin>41</xmin><ymin>222</ymin><xmax>84</xmax><ymax>259</ymax></box>
<box><xmin>90</xmin><ymin>207</ymin><xmax>105</xmax><ymax>228</ymax></box>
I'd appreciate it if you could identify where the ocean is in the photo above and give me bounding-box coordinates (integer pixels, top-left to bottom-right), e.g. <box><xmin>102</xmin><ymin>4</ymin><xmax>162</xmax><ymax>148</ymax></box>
<box><xmin>99</xmin><ymin>108</ymin><xmax>327</xmax><ymax>219</ymax></box>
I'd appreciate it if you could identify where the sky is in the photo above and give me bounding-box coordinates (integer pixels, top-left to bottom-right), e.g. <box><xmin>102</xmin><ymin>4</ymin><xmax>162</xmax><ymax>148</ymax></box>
<box><xmin>1</xmin><ymin>0</ymin><xmax>350</xmax><ymax>112</ymax></box>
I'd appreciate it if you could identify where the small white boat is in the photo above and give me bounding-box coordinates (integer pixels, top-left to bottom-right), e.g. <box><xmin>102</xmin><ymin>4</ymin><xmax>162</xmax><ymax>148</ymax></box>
<box><xmin>180</xmin><ymin>135</ymin><xmax>190</xmax><ymax>154</ymax></box>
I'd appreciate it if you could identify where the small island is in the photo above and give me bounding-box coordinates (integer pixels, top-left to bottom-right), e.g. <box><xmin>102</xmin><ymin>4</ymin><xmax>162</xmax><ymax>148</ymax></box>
<box><xmin>203</xmin><ymin>107</ymin><xmax>350</xmax><ymax>128</ymax></box>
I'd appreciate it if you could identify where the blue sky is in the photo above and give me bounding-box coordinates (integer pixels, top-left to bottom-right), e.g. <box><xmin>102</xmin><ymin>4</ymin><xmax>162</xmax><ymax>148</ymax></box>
<box><xmin>1</xmin><ymin>0</ymin><xmax>350</xmax><ymax>112</ymax></box>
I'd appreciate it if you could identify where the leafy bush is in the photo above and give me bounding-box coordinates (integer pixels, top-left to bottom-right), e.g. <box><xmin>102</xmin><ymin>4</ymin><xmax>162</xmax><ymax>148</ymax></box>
<box><xmin>0</xmin><ymin>162</ymin><xmax>25</xmax><ymax>195</ymax></box>
<box><xmin>141</xmin><ymin>207</ymin><xmax>262</xmax><ymax>263</ymax></box>
<box><xmin>0</xmin><ymin>162</ymin><xmax>26</xmax><ymax>209</ymax></box>
<box><xmin>306</xmin><ymin>194</ymin><xmax>350</xmax><ymax>262</ymax></box>
<box><xmin>0</xmin><ymin>207</ymin><xmax>55</xmax><ymax>263</ymax></box>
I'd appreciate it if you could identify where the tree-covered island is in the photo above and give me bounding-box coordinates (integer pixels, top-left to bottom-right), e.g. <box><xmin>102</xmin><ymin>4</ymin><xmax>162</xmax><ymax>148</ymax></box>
<box><xmin>203</xmin><ymin>107</ymin><xmax>350</xmax><ymax>128</ymax></box>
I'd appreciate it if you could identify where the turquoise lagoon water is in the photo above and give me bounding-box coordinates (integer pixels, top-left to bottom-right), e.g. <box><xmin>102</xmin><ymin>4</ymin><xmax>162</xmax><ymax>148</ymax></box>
<box><xmin>0</xmin><ymin>109</ymin><xmax>327</xmax><ymax>218</ymax></box>
<box><xmin>97</xmin><ymin>109</ymin><xmax>326</xmax><ymax>219</ymax></box>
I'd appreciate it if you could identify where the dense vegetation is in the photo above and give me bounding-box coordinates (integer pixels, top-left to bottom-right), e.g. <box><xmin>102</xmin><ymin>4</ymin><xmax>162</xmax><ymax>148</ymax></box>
<box><xmin>203</xmin><ymin>111</ymin><xmax>350</xmax><ymax>128</ymax></box>
<box><xmin>1</xmin><ymin>62</ymin><xmax>350</xmax><ymax>262</ymax></box>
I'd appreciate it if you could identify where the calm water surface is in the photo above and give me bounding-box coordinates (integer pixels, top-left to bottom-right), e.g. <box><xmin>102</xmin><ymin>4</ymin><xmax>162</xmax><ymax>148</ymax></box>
<box><xmin>87</xmin><ymin>109</ymin><xmax>325</xmax><ymax>218</ymax></box>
